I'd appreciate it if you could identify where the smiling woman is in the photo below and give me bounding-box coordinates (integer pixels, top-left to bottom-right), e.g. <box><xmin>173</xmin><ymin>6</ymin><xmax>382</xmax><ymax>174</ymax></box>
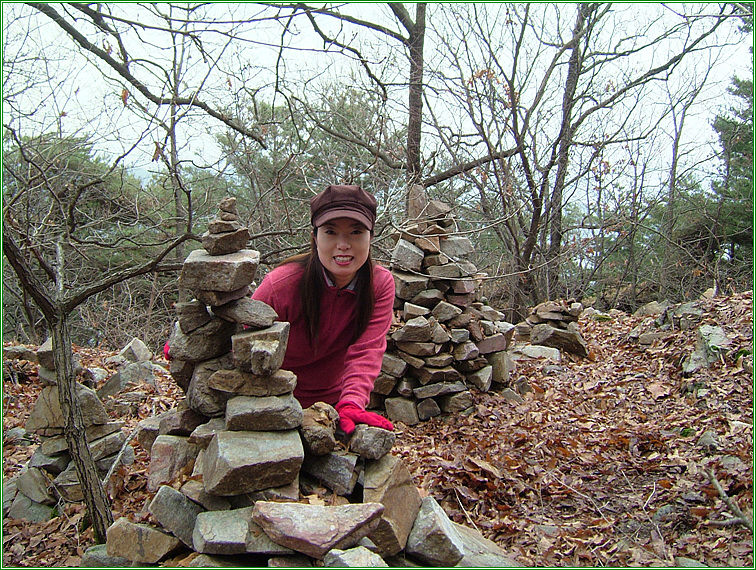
<box><xmin>250</xmin><ymin>185</ymin><xmax>395</xmax><ymax>435</ymax></box>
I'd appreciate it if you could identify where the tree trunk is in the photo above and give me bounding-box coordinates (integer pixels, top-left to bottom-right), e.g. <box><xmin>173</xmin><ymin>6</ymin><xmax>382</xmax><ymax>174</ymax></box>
<box><xmin>546</xmin><ymin>4</ymin><xmax>591</xmax><ymax>296</ymax></box>
<box><xmin>51</xmin><ymin>315</ymin><xmax>114</xmax><ymax>542</ymax></box>
<box><xmin>406</xmin><ymin>3</ymin><xmax>426</xmax><ymax>207</ymax></box>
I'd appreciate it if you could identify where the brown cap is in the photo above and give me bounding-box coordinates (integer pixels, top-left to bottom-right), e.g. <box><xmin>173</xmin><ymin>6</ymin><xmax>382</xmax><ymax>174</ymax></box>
<box><xmin>310</xmin><ymin>184</ymin><xmax>377</xmax><ymax>230</ymax></box>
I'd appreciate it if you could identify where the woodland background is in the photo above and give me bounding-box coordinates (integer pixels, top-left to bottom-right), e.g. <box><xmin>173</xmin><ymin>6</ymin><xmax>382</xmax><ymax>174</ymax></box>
<box><xmin>2</xmin><ymin>3</ymin><xmax>753</xmax><ymax>354</ymax></box>
<box><xmin>1</xmin><ymin>3</ymin><xmax>754</xmax><ymax>566</ymax></box>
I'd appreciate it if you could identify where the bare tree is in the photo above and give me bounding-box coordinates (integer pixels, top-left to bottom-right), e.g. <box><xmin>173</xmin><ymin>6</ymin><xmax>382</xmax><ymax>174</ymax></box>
<box><xmin>423</xmin><ymin>3</ymin><xmax>737</xmax><ymax>315</ymax></box>
<box><xmin>4</xmin><ymin>3</ymin><xmax>272</xmax><ymax>540</ymax></box>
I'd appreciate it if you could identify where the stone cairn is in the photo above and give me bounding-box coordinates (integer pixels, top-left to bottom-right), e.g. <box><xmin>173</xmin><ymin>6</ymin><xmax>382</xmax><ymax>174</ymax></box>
<box><xmin>3</xmin><ymin>339</ymin><xmax>148</xmax><ymax>523</ymax></box>
<box><xmin>514</xmin><ymin>299</ymin><xmax>588</xmax><ymax>358</ymax></box>
<box><xmin>373</xmin><ymin>200</ymin><xmax>518</xmax><ymax>425</ymax></box>
<box><xmin>84</xmin><ymin>197</ymin><xmax>520</xmax><ymax>567</ymax></box>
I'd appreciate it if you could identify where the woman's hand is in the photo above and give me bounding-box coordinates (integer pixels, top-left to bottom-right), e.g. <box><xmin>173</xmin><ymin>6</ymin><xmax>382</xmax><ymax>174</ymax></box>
<box><xmin>335</xmin><ymin>401</ymin><xmax>393</xmax><ymax>435</ymax></box>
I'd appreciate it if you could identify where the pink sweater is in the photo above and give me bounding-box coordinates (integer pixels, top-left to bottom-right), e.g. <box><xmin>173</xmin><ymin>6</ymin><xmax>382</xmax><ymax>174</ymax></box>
<box><xmin>251</xmin><ymin>262</ymin><xmax>395</xmax><ymax>409</ymax></box>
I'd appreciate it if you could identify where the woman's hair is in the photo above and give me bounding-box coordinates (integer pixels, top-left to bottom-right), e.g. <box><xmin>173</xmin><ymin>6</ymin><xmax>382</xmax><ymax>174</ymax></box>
<box><xmin>278</xmin><ymin>233</ymin><xmax>375</xmax><ymax>350</ymax></box>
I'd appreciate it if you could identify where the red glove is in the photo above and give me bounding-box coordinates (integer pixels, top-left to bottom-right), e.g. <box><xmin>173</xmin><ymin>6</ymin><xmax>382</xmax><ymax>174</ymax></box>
<box><xmin>163</xmin><ymin>340</ymin><xmax>171</xmax><ymax>361</ymax></box>
<box><xmin>335</xmin><ymin>401</ymin><xmax>393</xmax><ymax>435</ymax></box>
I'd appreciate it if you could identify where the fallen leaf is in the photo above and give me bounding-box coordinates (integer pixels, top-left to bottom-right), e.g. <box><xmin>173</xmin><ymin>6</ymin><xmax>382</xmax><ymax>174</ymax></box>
<box><xmin>646</xmin><ymin>382</ymin><xmax>672</xmax><ymax>399</ymax></box>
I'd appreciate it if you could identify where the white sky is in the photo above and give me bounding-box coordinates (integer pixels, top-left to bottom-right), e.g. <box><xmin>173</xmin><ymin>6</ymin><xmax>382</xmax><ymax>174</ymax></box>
<box><xmin>2</xmin><ymin>3</ymin><xmax>752</xmax><ymax>195</ymax></box>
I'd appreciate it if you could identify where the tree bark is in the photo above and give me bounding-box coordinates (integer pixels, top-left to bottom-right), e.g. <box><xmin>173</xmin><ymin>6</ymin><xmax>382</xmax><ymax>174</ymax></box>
<box><xmin>406</xmin><ymin>3</ymin><xmax>426</xmax><ymax>190</ymax></box>
<box><xmin>546</xmin><ymin>4</ymin><xmax>591</xmax><ymax>296</ymax></box>
<box><xmin>51</xmin><ymin>314</ymin><xmax>114</xmax><ymax>542</ymax></box>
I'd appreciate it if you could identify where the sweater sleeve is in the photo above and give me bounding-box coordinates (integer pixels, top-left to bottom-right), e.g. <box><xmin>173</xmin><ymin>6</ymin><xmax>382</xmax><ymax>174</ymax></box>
<box><xmin>337</xmin><ymin>266</ymin><xmax>395</xmax><ymax>409</ymax></box>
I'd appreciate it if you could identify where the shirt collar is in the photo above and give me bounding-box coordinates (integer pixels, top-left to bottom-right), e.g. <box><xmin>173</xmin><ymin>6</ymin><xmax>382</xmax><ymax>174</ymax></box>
<box><xmin>323</xmin><ymin>268</ymin><xmax>358</xmax><ymax>291</ymax></box>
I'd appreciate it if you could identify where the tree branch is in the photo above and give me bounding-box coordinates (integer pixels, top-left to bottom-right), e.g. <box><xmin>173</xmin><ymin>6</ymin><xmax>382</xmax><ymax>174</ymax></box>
<box><xmin>27</xmin><ymin>2</ymin><xmax>266</xmax><ymax>148</ymax></box>
<box><xmin>422</xmin><ymin>147</ymin><xmax>521</xmax><ymax>188</ymax></box>
<box><xmin>706</xmin><ymin>468</ymin><xmax>753</xmax><ymax>533</ymax></box>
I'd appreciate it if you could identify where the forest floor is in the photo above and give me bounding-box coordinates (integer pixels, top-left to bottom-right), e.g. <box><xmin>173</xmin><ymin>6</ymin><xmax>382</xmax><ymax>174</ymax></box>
<box><xmin>2</xmin><ymin>291</ymin><xmax>753</xmax><ymax>568</ymax></box>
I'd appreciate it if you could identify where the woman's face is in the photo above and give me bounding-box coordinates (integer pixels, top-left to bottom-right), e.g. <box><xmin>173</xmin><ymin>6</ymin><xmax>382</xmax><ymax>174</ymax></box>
<box><xmin>315</xmin><ymin>217</ymin><xmax>371</xmax><ymax>288</ymax></box>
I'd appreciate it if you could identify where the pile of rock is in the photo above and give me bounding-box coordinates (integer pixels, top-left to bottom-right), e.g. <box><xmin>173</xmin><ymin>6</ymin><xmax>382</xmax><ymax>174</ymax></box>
<box><xmin>514</xmin><ymin>300</ymin><xmax>587</xmax><ymax>358</ymax></box>
<box><xmin>97</xmin><ymin>338</ymin><xmax>173</xmax><ymax>416</ymax></box>
<box><xmin>87</xmin><ymin>200</ymin><xmax>520</xmax><ymax>567</ymax></box>
<box><xmin>372</xmin><ymin>200</ymin><xmax>518</xmax><ymax>424</ymax></box>
<box><xmin>3</xmin><ymin>340</ymin><xmax>136</xmax><ymax>523</ymax></box>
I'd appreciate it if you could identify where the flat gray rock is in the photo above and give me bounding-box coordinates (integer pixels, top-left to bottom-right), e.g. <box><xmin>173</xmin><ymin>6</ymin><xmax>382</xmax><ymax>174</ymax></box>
<box><xmin>348</xmin><ymin>425</ymin><xmax>395</xmax><ymax>460</ymax></box>
<box><xmin>323</xmin><ymin>546</ymin><xmax>388</xmax><ymax>567</ymax></box>
<box><xmin>149</xmin><ymin>484</ymin><xmax>204</xmax><ymax>548</ymax></box>
<box><xmin>180</xmin><ymin>249</ymin><xmax>259</xmax><ymax>293</ymax></box>
<box><xmin>251</xmin><ymin>501</ymin><xmax>385</xmax><ymax>559</ymax></box>
<box><xmin>105</xmin><ymin>517</ymin><xmax>181</xmax><ymax>564</ymax></box>
<box><xmin>405</xmin><ymin>496</ymin><xmax>465</xmax><ymax>566</ymax></box>
<box><xmin>202</xmin><ymin>430</ymin><xmax>303</xmax><ymax>496</ymax></box>
<box><xmin>208</xmin><ymin>368</ymin><xmax>297</xmax><ymax>397</ymax></box>
<box><xmin>26</xmin><ymin>384</ymin><xmax>108</xmax><ymax>435</ymax></box>
<box><xmin>225</xmin><ymin>394</ymin><xmax>303</xmax><ymax>431</ymax></box>
<box><xmin>213</xmin><ymin>298</ymin><xmax>278</xmax><ymax>329</ymax></box>
<box><xmin>363</xmin><ymin>453</ymin><xmax>422</xmax><ymax>557</ymax></box>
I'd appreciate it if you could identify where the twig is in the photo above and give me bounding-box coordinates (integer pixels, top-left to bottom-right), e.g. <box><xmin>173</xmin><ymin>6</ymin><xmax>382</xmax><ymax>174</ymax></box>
<box><xmin>101</xmin><ymin>428</ymin><xmax>138</xmax><ymax>488</ymax></box>
<box><xmin>453</xmin><ymin>487</ymin><xmax>479</xmax><ymax>532</ymax></box>
<box><xmin>552</xmin><ymin>471</ymin><xmax>612</xmax><ymax>524</ymax></box>
<box><xmin>642</xmin><ymin>481</ymin><xmax>657</xmax><ymax>510</ymax></box>
<box><xmin>706</xmin><ymin>468</ymin><xmax>753</xmax><ymax>533</ymax></box>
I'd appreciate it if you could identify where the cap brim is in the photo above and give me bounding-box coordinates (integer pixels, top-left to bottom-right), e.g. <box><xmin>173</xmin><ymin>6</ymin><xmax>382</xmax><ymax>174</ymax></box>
<box><xmin>313</xmin><ymin>209</ymin><xmax>373</xmax><ymax>230</ymax></box>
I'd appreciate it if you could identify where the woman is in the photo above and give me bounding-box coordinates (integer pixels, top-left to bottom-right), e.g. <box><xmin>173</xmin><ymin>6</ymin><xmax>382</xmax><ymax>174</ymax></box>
<box><xmin>251</xmin><ymin>184</ymin><xmax>394</xmax><ymax>435</ymax></box>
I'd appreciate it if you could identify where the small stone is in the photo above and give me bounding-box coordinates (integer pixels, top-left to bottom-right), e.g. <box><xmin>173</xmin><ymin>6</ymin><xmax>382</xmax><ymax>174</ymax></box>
<box><xmin>413</xmin><ymin>381</ymin><xmax>467</xmax><ymax>400</ymax></box>
<box><xmin>348</xmin><ymin>425</ymin><xmax>396</xmax><ymax>460</ymax></box>
<box><xmin>196</xmin><ymin>286</ymin><xmax>251</xmax><ymax>307</ymax></box>
<box><xmin>36</xmin><ymin>338</ymin><xmax>55</xmax><ymax>370</ymax></box>
<box><xmin>467</xmin><ymin>365</ymin><xmax>493</xmax><ymax>392</ymax></box>
<box><xmin>439</xmin><ymin>391</ymin><xmax>474</xmax><ymax>413</ymax></box>
<box><xmin>323</xmin><ymin>546</ymin><xmax>388</xmax><ymax>567</ymax></box>
<box><xmin>118</xmin><ymin>338</ymin><xmax>153</xmax><ymax>362</ymax></box>
<box><xmin>180</xmin><ymin>249</ymin><xmax>260</xmax><ymax>293</ymax></box>
<box><xmin>452</xmin><ymin>341</ymin><xmax>479</xmax><ymax>361</ymax></box>
<box><xmin>417</xmin><ymin>398</ymin><xmax>441</xmax><ymax>420</ymax></box>
<box><xmin>149</xmin><ymin>484</ymin><xmax>204</xmax><ymax>547</ymax></box>
<box><xmin>381</xmin><ymin>353</ymin><xmax>408</xmax><ymax>378</ymax></box>
<box><xmin>384</xmin><ymin>398</ymin><xmax>420</xmax><ymax>426</ymax></box>
<box><xmin>202</xmin><ymin>227</ymin><xmax>250</xmax><ymax>256</ymax></box>
<box><xmin>363</xmin><ymin>454</ymin><xmax>422</xmax><ymax>557</ymax></box>
<box><xmin>391</xmin><ymin>239</ymin><xmax>425</xmax><ymax>273</ymax></box>
<box><xmin>147</xmin><ymin>435</ymin><xmax>200</xmax><ymax>491</ymax></box>
<box><xmin>393</xmin><ymin>271</ymin><xmax>430</xmax><ymax>301</ymax></box>
<box><xmin>300</xmin><ymin>402</ymin><xmax>339</xmax><ymax>456</ymax></box>
<box><xmin>301</xmin><ymin>451</ymin><xmax>360</xmax><ymax>496</ymax></box>
<box><xmin>177</xmin><ymin>301</ymin><xmax>213</xmax><ymax>334</ymax></box>
<box><xmin>79</xmin><ymin>544</ymin><xmax>131</xmax><ymax>567</ymax></box>
<box><xmin>159</xmin><ymin>408</ymin><xmax>208</xmax><ymax>436</ymax></box>
<box><xmin>106</xmin><ymin>517</ymin><xmax>181</xmax><ymax>563</ymax></box>
<box><xmin>232</xmin><ymin>322</ymin><xmax>290</xmax><ymax>376</ymax></box>
<box><xmin>188</xmin><ymin>417</ymin><xmax>227</xmax><ymax>448</ymax></box>
<box><xmin>405</xmin><ymin>496</ymin><xmax>464</xmax><ymax>566</ymax></box>
<box><xmin>213</xmin><ymin>298</ymin><xmax>278</xmax><ymax>329</ymax></box>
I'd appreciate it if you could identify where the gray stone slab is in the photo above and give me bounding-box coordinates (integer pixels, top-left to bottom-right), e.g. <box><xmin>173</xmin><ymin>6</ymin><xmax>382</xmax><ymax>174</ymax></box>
<box><xmin>225</xmin><ymin>394</ymin><xmax>303</xmax><ymax>431</ymax></box>
<box><xmin>149</xmin><ymin>484</ymin><xmax>205</xmax><ymax>548</ymax></box>
<box><xmin>202</xmin><ymin>430</ymin><xmax>303</xmax><ymax>496</ymax></box>
<box><xmin>180</xmin><ymin>249</ymin><xmax>260</xmax><ymax>292</ymax></box>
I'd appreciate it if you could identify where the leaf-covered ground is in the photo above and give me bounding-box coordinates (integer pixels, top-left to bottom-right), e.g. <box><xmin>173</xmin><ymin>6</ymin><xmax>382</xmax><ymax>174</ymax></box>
<box><xmin>2</xmin><ymin>292</ymin><xmax>753</xmax><ymax>567</ymax></box>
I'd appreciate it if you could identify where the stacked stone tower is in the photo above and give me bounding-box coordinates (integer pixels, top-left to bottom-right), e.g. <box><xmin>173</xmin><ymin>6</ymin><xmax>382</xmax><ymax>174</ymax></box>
<box><xmin>96</xmin><ymin>197</ymin><xmax>520</xmax><ymax>567</ymax></box>
<box><xmin>371</xmin><ymin>200</ymin><xmax>516</xmax><ymax>424</ymax></box>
